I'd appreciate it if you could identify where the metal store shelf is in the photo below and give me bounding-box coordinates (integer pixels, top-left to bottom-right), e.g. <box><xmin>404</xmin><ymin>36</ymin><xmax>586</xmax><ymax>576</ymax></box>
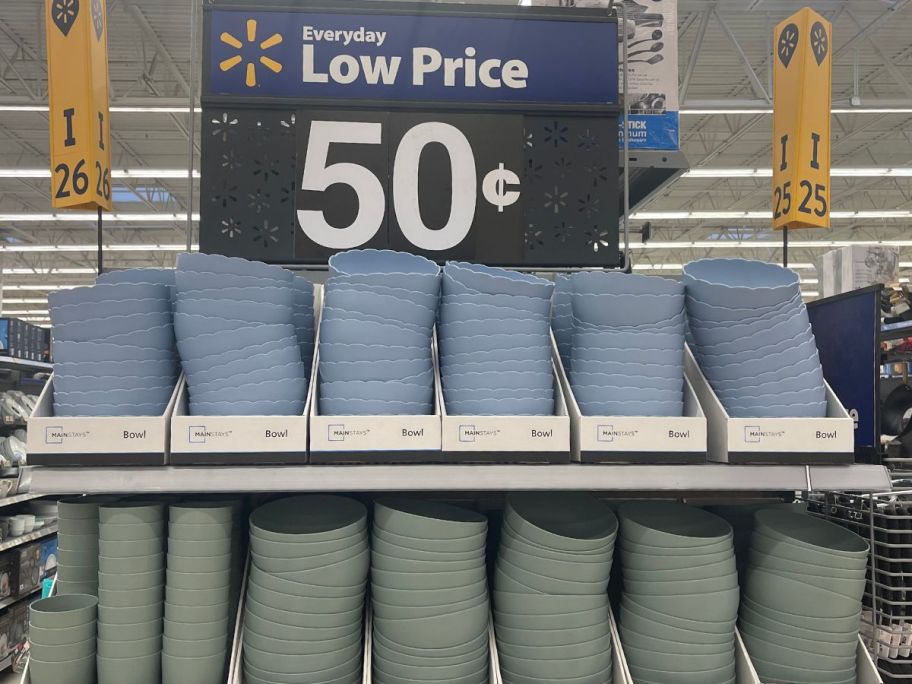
<box><xmin>19</xmin><ymin>464</ymin><xmax>890</xmax><ymax>494</ymax></box>
<box><xmin>0</xmin><ymin>493</ymin><xmax>41</xmax><ymax>510</ymax></box>
<box><xmin>0</xmin><ymin>525</ymin><xmax>56</xmax><ymax>553</ymax></box>
<box><xmin>0</xmin><ymin>583</ymin><xmax>43</xmax><ymax>612</ymax></box>
<box><xmin>0</xmin><ymin>358</ymin><xmax>52</xmax><ymax>373</ymax></box>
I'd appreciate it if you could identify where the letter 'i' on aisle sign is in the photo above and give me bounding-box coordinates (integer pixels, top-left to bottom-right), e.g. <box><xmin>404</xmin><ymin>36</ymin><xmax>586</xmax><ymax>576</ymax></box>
<box><xmin>45</xmin><ymin>0</ymin><xmax>113</xmax><ymax>211</ymax></box>
<box><xmin>772</xmin><ymin>7</ymin><xmax>831</xmax><ymax>230</ymax></box>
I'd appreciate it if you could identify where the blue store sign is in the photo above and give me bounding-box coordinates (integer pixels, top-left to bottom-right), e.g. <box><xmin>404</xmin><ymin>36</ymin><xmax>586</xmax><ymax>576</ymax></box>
<box><xmin>204</xmin><ymin>4</ymin><xmax>619</xmax><ymax>109</ymax></box>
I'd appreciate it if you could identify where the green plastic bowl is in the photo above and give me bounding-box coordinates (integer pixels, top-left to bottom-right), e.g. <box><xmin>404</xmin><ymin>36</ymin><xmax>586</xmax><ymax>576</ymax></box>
<box><xmin>619</xmin><ymin>501</ymin><xmax>732</xmax><ymax>549</ymax></box>
<box><xmin>98</xmin><ymin>584</ymin><xmax>164</xmax><ymax>608</ymax></box>
<box><xmin>96</xmin><ymin>618</ymin><xmax>162</xmax><ymax>642</ymax></box>
<box><xmin>99</xmin><ymin>538</ymin><xmax>163</xmax><ymax>558</ymax></box>
<box><xmin>97</xmin><ymin>602</ymin><xmax>162</xmax><ymax>626</ymax></box>
<box><xmin>243</xmin><ymin>610</ymin><xmax>360</xmax><ymax>642</ymax></box>
<box><xmin>374</xmin><ymin>498</ymin><xmax>487</xmax><ymax>540</ymax></box>
<box><xmin>30</xmin><ymin>594</ymin><xmax>97</xmax><ymax>629</ymax></box>
<box><xmin>163</xmin><ymin>617</ymin><xmax>228</xmax><ymax>641</ymax></box>
<box><xmin>98</xmin><ymin>569</ymin><xmax>162</xmax><ymax>591</ymax></box>
<box><xmin>97</xmin><ymin>634</ymin><xmax>161</xmax><ymax>658</ymax></box>
<box><xmin>620</xmin><ymin>603</ymin><xmax>734</xmax><ymax>645</ymax></box>
<box><xmin>98</xmin><ymin>501</ymin><xmax>164</xmax><ymax>525</ymax></box>
<box><xmin>167</xmin><ymin>537</ymin><xmax>230</xmax><ymax>557</ymax></box>
<box><xmin>373</xmin><ymin>526</ymin><xmax>486</xmax><ymax>554</ymax></box>
<box><xmin>30</xmin><ymin>652</ymin><xmax>95</xmax><ymax>684</ymax></box>
<box><xmin>28</xmin><ymin>634</ymin><xmax>96</xmax><ymax>662</ymax></box>
<box><xmin>249</xmin><ymin>565</ymin><xmax>365</xmax><ymax>598</ymax></box>
<box><xmin>169</xmin><ymin>502</ymin><xmax>234</xmax><ymax>525</ymax></box>
<box><xmin>165</xmin><ymin>568</ymin><xmax>230</xmax><ymax>591</ymax></box>
<box><xmin>505</xmin><ymin>493</ymin><xmax>617</xmax><ymax>553</ymax></box>
<box><xmin>166</xmin><ymin>552</ymin><xmax>231</xmax><ymax>574</ymax></box>
<box><xmin>244</xmin><ymin>626</ymin><xmax>362</xmax><ymax>656</ymax></box>
<box><xmin>164</xmin><ymin>601</ymin><xmax>229</xmax><ymax>624</ymax></box>
<box><xmin>162</xmin><ymin>633</ymin><xmax>225</xmax><ymax>658</ymax></box>
<box><xmin>245</xmin><ymin>595</ymin><xmax>363</xmax><ymax>630</ymax></box>
<box><xmin>98</xmin><ymin>552</ymin><xmax>163</xmax><ymax>575</ymax></box>
<box><xmin>96</xmin><ymin>651</ymin><xmax>161</xmax><ymax>684</ymax></box>
<box><xmin>250</xmin><ymin>495</ymin><xmax>367</xmax><ymax>542</ymax></box>
<box><xmin>28</xmin><ymin>621</ymin><xmax>95</xmax><ymax>646</ymax></box>
<box><xmin>244</xmin><ymin>638</ymin><xmax>361</xmax><ymax>674</ymax></box>
<box><xmin>167</xmin><ymin>520</ymin><xmax>233</xmax><ymax>542</ymax></box>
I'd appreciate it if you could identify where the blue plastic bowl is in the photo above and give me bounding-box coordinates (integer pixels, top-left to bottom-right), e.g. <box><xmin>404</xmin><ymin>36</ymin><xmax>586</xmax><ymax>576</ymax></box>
<box><xmin>571</xmin><ymin>271</ymin><xmax>683</xmax><ymax>296</ymax></box>
<box><xmin>55</xmin><ymin>386</ymin><xmax>175</xmax><ymax>407</ymax></box>
<box><xmin>180</xmin><ymin>338</ymin><xmax>299</xmax><ymax>376</ymax></box>
<box><xmin>53</xmin><ymin>373</ymin><xmax>178</xmax><ymax>394</ymax></box>
<box><xmin>54</xmin><ymin>402</ymin><xmax>169</xmax><ymax>417</ymax></box>
<box><xmin>439</xmin><ymin>333</ymin><xmax>550</xmax><ymax>357</ymax></box>
<box><xmin>190</xmin><ymin>362</ymin><xmax>307</xmax><ymax>395</ymax></box>
<box><xmin>707</xmin><ymin>354</ymin><xmax>824</xmax><ymax>391</ymax></box>
<box><xmin>712</xmin><ymin>369</ymin><xmax>825</xmax><ymax>396</ymax></box>
<box><xmin>190</xmin><ymin>377</ymin><xmax>308</xmax><ymax>404</ymax></box>
<box><xmin>175</xmin><ymin>299</ymin><xmax>292</xmax><ymax>323</ymax></box>
<box><xmin>324</xmin><ymin>279</ymin><xmax>440</xmax><ymax>310</ymax></box>
<box><xmin>53</xmin><ymin>341</ymin><xmax>175</xmax><ymax>364</ymax></box>
<box><xmin>329</xmin><ymin>249</ymin><xmax>440</xmax><ymax>277</ymax></box>
<box><xmin>51</xmin><ymin>298</ymin><xmax>171</xmax><ymax>326</ymax></box>
<box><xmin>176</xmin><ymin>285</ymin><xmax>294</xmax><ymax>308</ymax></box>
<box><xmin>568</xmin><ymin>359</ymin><xmax>683</xmax><ymax>380</ymax></box>
<box><xmin>176</xmin><ymin>324</ymin><xmax>297</xmax><ymax>361</ymax></box>
<box><xmin>570</xmin><ymin>346</ymin><xmax>684</xmax><ymax>367</ymax></box>
<box><xmin>441</xmin><ymin>292</ymin><xmax>552</xmax><ymax>318</ymax></box>
<box><xmin>440</xmin><ymin>359</ymin><xmax>552</xmax><ymax>376</ymax></box>
<box><xmin>185</xmin><ymin>348</ymin><xmax>303</xmax><ymax>387</ymax></box>
<box><xmin>189</xmin><ymin>398</ymin><xmax>305</xmax><ymax>417</ymax></box>
<box><xmin>440</xmin><ymin>302</ymin><xmax>549</xmax><ymax>327</ymax></box>
<box><xmin>324</xmin><ymin>289</ymin><xmax>436</xmax><ymax>329</ymax></box>
<box><xmin>576</xmin><ymin>399</ymin><xmax>684</xmax><ymax>418</ymax></box>
<box><xmin>571</xmin><ymin>384</ymin><xmax>683</xmax><ymax>405</ymax></box>
<box><xmin>700</xmin><ymin>338</ymin><xmax>821</xmax><ymax>383</ymax></box>
<box><xmin>440</xmin><ymin>346</ymin><xmax>552</xmax><ymax>367</ymax></box>
<box><xmin>444</xmin><ymin>387</ymin><xmax>554</xmax><ymax>403</ymax></box>
<box><xmin>685</xmin><ymin>292</ymin><xmax>803</xmax><ymax>325</ymax></box>
<box><xmin>174</xmin><ymin>312</ymin><xmax>291</xmax><ymax>339</ymax></box>
<box><xmin>727</xmin><ymin>402</ymin><xmax>828</xmax><ymax>419</ymax></box>
<box><xmin>53</xmin><ymin>312</ymin><xmax>173</xmax><ymax>343</ymax></box>
<box><xmin>55</xmin><ymin>358</ymin><xmax>178</xmax><ymax>380</ymax></box>
<box><xmin>320</xmin><ymin>319</ymin><xmax>431</xmax><ymax>348</ymax></box>
<box><xmin>49</xmin><ymin>283</ymin><xmax>170</xmax><ymax>308</ymax></box>
<box><xmin>568</xmin><ymin>372</ymin><xmax>683</xmax><ymax>391</ymax></box>
<box><xmin>571</xmin><ymin>292</ymin><xmax>684</xmax><ymax>327</ymax></box>
<box><xmin>695</xmin><ymin>326</ymin><xmax>815</xmax><ymax>364</ymax></box>
<box><xmin>438</xmin><ymin>319</ymin><xmax>550</xmax><ymax>339</ymax></box>
<box><xmin>444</xmin><ymin>262</ymin><xmax>554</xmax><ymax>299</ymax></box>
<box><xmin>320</xmin><ymin>398</ymin><xmax>432</xmax><ymax>416</ymax></box>
<box><xmin>318</xmin><ymin>342</ymin><xmax>431</xmax><ymax>365</ymax></box>
<box><xmin>320</xmin><ymin>379</ymin><xmax>432</xmax><ymax>403</ymax></box>
<box><xmin>319</xmin><ymin>308</ymin><xmax>428</xmax><ymax>335</ymax></box>
<box><xmin>97</xmin><ymin>268</ymin><xmax>175</xmax><ymax>286</ymax></box>
<box><xmin>177</xmin><ymin>252</ymin><xmax>294</xmax><ymax>282</ymax></box>
<box><xmin>690</xmin><ymin>316</ymin><xmax>813</xmax><ymax>355</ymax></box>
<box><xmin>683</xmin><ymin>259</ymin><xmax>801</xmax><ymax>309</ymax></box>
<box><xmin>319</xmin><ymin>359</ymin><xmax>433</xmax><ymax>382</ymax></box>
<box><xmin>441</xmin><ymin>371</ymin><xmax>553</xmax><ymax>392</ymax></box>
<box><xmin>446</xmin><ymin>397</ymin><xmax>554</xmax><ymax>416</ymax></box>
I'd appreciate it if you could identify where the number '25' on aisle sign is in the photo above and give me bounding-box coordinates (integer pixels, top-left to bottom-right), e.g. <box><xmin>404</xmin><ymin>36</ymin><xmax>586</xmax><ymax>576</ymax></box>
<box><xmin>772</xmin><ymin>7</ymin><xmax>831</xmax><ymax>230</ymax></box>
<box><xmin>45</xmin><ymin>0</ymin><xmax>113</xmax><ymax>211</ymax></box>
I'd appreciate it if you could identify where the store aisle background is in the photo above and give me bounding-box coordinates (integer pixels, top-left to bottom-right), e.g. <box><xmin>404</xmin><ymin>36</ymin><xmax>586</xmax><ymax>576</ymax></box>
<box><xmin>1</xmin><ymin>672</ymin><xmax>19</xmax><ymax>683</ymax></box>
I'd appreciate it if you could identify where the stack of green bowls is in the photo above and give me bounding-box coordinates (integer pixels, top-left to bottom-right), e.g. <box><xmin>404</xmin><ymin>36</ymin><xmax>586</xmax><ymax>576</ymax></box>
<box><xmin>619</xmin><ymin>502</ymin><xmax>739</xmax><ymax>684</ymax></box>
<box><xmin>244</xmin><ymin>495</ymin><xmax>369</xmax><ymax>684</ymax></box>
<box><xmin>96</xmin><ymin>501</ymin><xmax>165</xmax><ymax>684</ymax></box>
<box><xmin>29</xmin><ymin>594</ymin><xmax>98</xmax><ymax>684</ymax></box>
<box><xmin>163</xmin><ymin>501</ymin><xmax>235</xmax><ymax>684</ymax></box>
<box><xmin>371</xmin><ymin>498</ymin><xmax>489</xmax><ymax>684</ymax></box>
<box><xmin>494</xmin><ymin>493</ymin><xmax>617</xmax><ymax>684</ymax></box>
<box><xmin>56</xmin><ymin>495</ymin><xmax>120</xmax><ymax>595</ymax></box>
<box><xmin>741</xmin><ymin>509</ymin><xmax>868</xmax><ymax>684</ymax></box>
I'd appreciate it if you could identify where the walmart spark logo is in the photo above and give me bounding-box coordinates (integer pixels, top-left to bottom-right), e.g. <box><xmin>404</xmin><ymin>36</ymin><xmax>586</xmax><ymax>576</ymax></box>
<box><xmin>219</xmin><ymin>19</ymin><xmax>283</xmax><ymax>88</ymax></box>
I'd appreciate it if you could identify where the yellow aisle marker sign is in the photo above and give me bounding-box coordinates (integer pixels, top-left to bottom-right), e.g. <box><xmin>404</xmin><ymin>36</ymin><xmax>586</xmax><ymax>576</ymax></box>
<box><xmin>45</xmin><ymin>0</ymin><xmax>113</xmax><ymax>211</ymax></box>
<box><xmin>772</xmin><ymin>8</ymin><xmax>831</xmax><ymax>230</ymax></box>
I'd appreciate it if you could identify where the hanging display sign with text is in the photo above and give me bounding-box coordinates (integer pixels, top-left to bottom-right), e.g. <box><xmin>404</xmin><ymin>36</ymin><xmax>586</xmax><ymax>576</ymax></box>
<box><xmin>200</xmin><ymin>1</ymin><xmax>621</xmax><ymax>267</ymax></box>
<box><xmin>772</xmin><ymin>7</ymin><xmax>832</xmax><ymax>231</ymax></box>
<box><xmin>44</xmin><ymin>0</ymin><xmax>113</xmax><ymax>211</ymax></box>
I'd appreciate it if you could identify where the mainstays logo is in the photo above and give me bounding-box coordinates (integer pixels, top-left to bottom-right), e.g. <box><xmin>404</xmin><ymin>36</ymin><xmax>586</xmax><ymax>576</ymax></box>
<box><xmin>45</xmin><ymin>426</ymin><xmax>90</xmax><ymax>444</ymax></box>
<box><xmin>597</xmin><ymin>425</ymin><xmax>638</xmax><ymax>443</ymax></box>
<box><xmin>189</xmin><ymin>427</ymin><xmax>233</xmax><ymax>444</ymax></box>
<box><xmin>744</xmin><ymin>426</ymin><xmax>787</xmax><ymax>443</ymax></box>
<box><xmin>459</xmin><ymin>425</ymin><xmax>500</xmax><ymax>443</ymax></box>
<box><xmin>328</xmin><ymin>425</ymin><xmax>370</xmax><ymax>442</ymax></box>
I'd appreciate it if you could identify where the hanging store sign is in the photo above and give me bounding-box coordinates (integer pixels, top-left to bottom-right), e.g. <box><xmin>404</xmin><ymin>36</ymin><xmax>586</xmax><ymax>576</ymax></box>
<box><xmin>205</xmin><ymin>4</ymin><xmax>618</xmax><ymax>108</ymax></box>
<box><xmin>201</xmin><ymin>2</ymin><xmax>620</xmax><ymax>267</ymax></box>
<box><xmin>44</xmin><ymin>0</ymin><xmax>113</xmax><ymax>211</ymax></box>
<box><xmin>772</xmin><ymin>7</ymin><xmax>832</xmax><ymax>231</ymax></box>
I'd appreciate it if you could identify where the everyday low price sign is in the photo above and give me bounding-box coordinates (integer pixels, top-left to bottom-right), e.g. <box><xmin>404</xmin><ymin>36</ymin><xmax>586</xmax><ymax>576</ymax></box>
<box><xmin>205</xmin><ymin>3</ymin><xmax>618</xmax><ymax>108</ymax></box>
<box><xmin>772</xmin><ymin>7</ymin><xmax>832</xmax><ymax>230</ymax></box>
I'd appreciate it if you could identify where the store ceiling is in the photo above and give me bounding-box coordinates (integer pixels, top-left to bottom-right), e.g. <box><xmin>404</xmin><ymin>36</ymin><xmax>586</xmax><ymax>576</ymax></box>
<box><xmin>0</xmin><ymin>0</ymin><xmax>910</xmax><ymax>321</ymax></box>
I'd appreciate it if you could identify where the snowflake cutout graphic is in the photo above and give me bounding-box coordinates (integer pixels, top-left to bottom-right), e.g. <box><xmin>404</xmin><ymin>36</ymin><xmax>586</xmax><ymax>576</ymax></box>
<box><xmin>252</xmin><ymin>154</ymin><xmax>282</xmax><ymax>185</ymax></box>
<box><xmin>544</xmin><ymin>186</ymin><xmax>568</xmax><ymax>214</ymax></box>
<box><xmin>524</xmin><ymin>225</ymin><xmax>545</xmax><ymax>251</ymax></box>
<box><xmin>210</xmin><ymin>180</ymin><xmax>238</xmax><ymax>209</ymax></box>
<box><xmin>210</xmin><ymin>113</ymin><xmax>239</xmax><ymax>143</ymax></box>
<box><xmin>584</xmin><ymin>225</ymin><xmax>612</xmax><ymax>253</ymax></box>
<box><xmin>543</xmin><ymin>121</ymin><xmax>569</xmax><ymax>148</ymax></box>
<box><xmin>252</xmin><ymin>220</ymin><xmax>280</xmax><ymax>247</ymax></box>
<box><xmin>220</xmin><ymin>149</ymin><xmax>242</xmax><ymax>172</ymax></box>
<box><xmin>586</xmin><ymin>164</ymin><xmax>610</xmax><ymax>188</ymax></box>
<box><xmin>578</xmin><ymin>128</ymin><xmax>599</xmax><ymax>152</ymax></box>
<box><xmin>524</xmin><ymin>130</ymin><xmax>534</xmax><ymax>149</ymax></box>
<box><xmin>577</xmin><ymin>193</ymin><xmax>601</xmax><ymax>218</ymax></box>
<box><xmin>220</xmin><ymin>218</ymin><xmax>242</xmax><ymax>239</ymax></box>
<box><xmin>553</xmin><ymin>221</ymin><xmax>574</xmax><ymax>244</ymax></box>
<box><xmin>554</xmin><ymin>157</ymin><xmax>573</xmax><ymax>178</ymax></box>
<box><xmin>525</xmin><ymin>159</ymin><xmax>544</xmax><ymax>182</ymax></box>
<box><xmin>247</xmin><ymin>190</ymin><xmax>272</xmax><ymax>214</ymax></box>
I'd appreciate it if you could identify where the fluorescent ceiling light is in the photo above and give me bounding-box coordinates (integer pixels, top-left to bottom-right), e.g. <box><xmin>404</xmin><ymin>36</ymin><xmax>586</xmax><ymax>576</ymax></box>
<box><xmin>682</xmin><ymin>108</ymin><xmax>912</xmax><ymax>116</ymax></box>
<box><xmin>1</xmin><ymin>268</ymin><xmax>96</xmax><ymax>275</ymax></box>
<box><xmin>1</xmin><ymin>310</ymin><xmax>49</xmax><ymax>316</ymax></box>
<box><xmin>631</xmin><ymin>240</ymin><xmax>912</xmax><ymax>250</ymax></box>
<box><xmin>0</xmin><ymin>169</ymin><xmax>199</xmax><ymax>179</ymax></box>
<box><xmin>631</xmin><ymin>210</ymin><xmax>912</xmax><ymax>221</ymax></box>
<box><xmin>0</xmin><ymin>244</ymin><xmax>197</xmax><ymax>254</ymax></box>
<box><xmin>0</xmin><ymin>299</ymin><xmax>48</xmax><ymax>304</ymax></box>
<box><xmin>1</xmin><ymin>285</ymin><xmax>74</xmax><ymax>291</ymax></box>
<box><xmin>0</xmin><ymin>213</ymin><xmax>200</xmax><ymax>222</ymax></box>
<box><xmin>0</xmin><ymin>105</ymin><xmax>201</xmax><ymax>113</ymax></box>
<box><xmin>682</xmin><ymin>168</ymin><xmax>912</xmax><ymax>179</ymax></box>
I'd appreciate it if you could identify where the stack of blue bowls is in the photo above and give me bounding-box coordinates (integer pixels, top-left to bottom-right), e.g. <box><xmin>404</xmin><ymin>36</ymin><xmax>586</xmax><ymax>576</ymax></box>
<box><xmin>96</xmin><ymin>267</ymin><xmax>175</xmax><ymax>298</ymax></box>
<box><xmin>319</xmin><ymin>249</ymin><xmax>440</xmax><ymax>416</ymax></box>
<box><xmin>683</xmin><ymin>259</ymin><xmax>827</xmax><ymax>418</ymax></box>
<box><xmin>568</xmin><ymin>272</ymin><xmax>685</xmax><ymax>417</ymax></box>
<box><xmin>439</xmin><ymin>262</ymin><xmax>554</xmax><ymax>416</ymax></box>
<box><xmin>173</xmin><ymin>253</ymin><xmax>308</xmax><ymax>416</ymax></box>
<box><xmin>292</xmin><ymin>276</ymin><xmax>316</xmax><ymax>373</ymax></box>
<box><xmin>49</xmin><ymin>282</ymin><xmax>178</xmax><ymax>417</ymax></box>
<box><xmin>550</xmin><ymin>275</ymin><xmax>573</xmax><ymax>371</ymax></box>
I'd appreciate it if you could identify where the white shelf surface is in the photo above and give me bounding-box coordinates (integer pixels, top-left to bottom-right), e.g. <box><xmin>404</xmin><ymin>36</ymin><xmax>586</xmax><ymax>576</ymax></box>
<box><xmin>20</xmin><ymin>464</ymin><xmax>890</xmax><ymax>494</ymax></box>
<box><xmin>0</xmin><ymin>493</ymin><xmax>41</xmax><ymax>510</ymax></box>
<box><xmin>0</xmin><ymin>583</ymin><xmax>42</xmax><ymax>612</ymax></box>
<box><xmin>0</xmin><ymin>524</ymin><xmax>56</xmax><ymax>553</ymax></box>
<box><xmin>0</xmin><ymin>357</ymin><xmax>52</xmax><ymax>373</ymax></box>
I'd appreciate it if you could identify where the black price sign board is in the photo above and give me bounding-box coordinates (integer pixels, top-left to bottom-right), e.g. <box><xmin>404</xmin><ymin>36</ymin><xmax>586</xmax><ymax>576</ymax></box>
<box><xmin>200</xmin><ymin>1</ymin><xmax>620</xmax><ymax>267</ymax></box>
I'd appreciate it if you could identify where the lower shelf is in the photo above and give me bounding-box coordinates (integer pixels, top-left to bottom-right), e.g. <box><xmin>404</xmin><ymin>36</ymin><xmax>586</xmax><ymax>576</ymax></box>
<box><xmin>20</xmin><ymin>463</ymin><xmax>891</xmax><ymax>494</ymax></box>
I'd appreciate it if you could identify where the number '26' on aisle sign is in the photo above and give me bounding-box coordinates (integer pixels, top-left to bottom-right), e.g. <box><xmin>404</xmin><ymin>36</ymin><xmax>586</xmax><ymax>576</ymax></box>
<box><xmin>772</xmin><ymin>7</ymin><xmax>831</xmax><ymax>230</ymax></box>
<box><xmin>45</xmin><ymin>0</ymin><xmax>113</xmax><ymax>211</ymax></box>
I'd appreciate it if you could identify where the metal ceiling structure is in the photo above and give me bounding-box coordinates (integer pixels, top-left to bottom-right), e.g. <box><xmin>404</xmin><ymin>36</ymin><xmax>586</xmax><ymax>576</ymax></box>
<box><xmin>0</xmin><ymin>0</ymin><xmax>910</xmax><ymax>321</ymax></box>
